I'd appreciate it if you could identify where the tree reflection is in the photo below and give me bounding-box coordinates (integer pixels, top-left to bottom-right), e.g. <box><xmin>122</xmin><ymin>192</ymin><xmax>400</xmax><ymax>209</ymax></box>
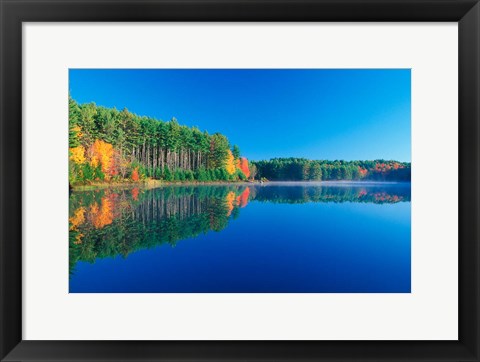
<box><xmin>69</xmin><ymin>184</ymin><xmax>410</xmax><ymax>275</ymax></box>
<box><xmin>252</xmin><ymin>184</ymin><xmax>410</xmax><ymax>204</ymax></box>
<box><xmin>69</xmin><ymin>186</ymin><xmax>250</xmax><ymax>275</ymax></box>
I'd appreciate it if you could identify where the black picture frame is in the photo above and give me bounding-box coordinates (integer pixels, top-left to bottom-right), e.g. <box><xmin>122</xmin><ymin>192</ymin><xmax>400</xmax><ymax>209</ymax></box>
<box><xmin>1</xmin><ymin>0</ymin><xmax>479</xmax><ymax>361</ymax></box>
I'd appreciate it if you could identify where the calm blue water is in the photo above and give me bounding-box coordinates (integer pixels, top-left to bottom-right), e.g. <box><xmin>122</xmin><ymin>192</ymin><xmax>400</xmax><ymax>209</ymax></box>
<box><xmin>69</xmin><ymin>182</ymin><xmax>411</xmax><ymax>293</ymax></box>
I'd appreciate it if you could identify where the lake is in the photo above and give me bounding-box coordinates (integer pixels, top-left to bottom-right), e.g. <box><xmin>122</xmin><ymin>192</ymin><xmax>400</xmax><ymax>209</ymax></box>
<box><xmin>69</xmin><ymin>182</ymin><xmax>411</xmax><ymax>293</ymax></box>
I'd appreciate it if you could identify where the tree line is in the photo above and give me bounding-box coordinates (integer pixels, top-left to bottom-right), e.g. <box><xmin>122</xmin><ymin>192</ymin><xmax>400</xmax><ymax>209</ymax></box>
<box><xmin>69</xmin><ymin>97</ymin><xmax>251</xmax><ymax>185</ymax></box>
<box><xmin>69</xmin><ymin>98</ymin><xmax>410</xmax><ymax>186</ymax></box>
<box><xmin>251</xmin><ymin>158</ymin><xmax>411</xmax><ymax>182</ymax></box>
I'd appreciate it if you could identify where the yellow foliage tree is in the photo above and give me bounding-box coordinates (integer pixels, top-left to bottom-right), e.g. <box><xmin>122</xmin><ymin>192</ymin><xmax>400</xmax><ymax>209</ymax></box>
<box><xmin>225</xmin><ymin>149</ymin><xmax>236</xmax><ymax>175</ymax></box>
<box><xmin>69</xmin><ymin>146</ymin><xmax>86</xmax><ymax>164</ymax></box>
<box><xmin>90</xmin><ymin>139</ymin><xmax>114</xmax><ymax>179</ymax></box>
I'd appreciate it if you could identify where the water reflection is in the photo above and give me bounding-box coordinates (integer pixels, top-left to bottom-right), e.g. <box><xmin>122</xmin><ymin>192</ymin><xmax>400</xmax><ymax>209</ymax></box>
<box><xmin>69</xmin><ymin>183</ymin><xmax>410</xmax><ymax>276</ymax></box>
<box><xmin>252</xmin><ymin>182</ymin><xmax>410</xmax><ymax>204</ymax></box>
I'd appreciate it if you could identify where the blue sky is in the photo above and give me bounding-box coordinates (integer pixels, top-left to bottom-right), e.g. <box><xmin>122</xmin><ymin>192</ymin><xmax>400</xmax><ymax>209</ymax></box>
<box><xmin>69</xmin><ymin>69</ymin><xmax>411</xmax><ymax>162</ymax></box>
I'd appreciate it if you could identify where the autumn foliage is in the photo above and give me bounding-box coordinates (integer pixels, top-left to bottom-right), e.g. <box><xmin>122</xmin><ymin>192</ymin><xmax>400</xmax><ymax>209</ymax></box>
<box><xmin>69</xmin><ymin>146</ymin><xmax>86</xmax><ymax>165</ymax></box>
<box><xmin>225</xmin><ymin>188</ymin><xmax>251</xmax><ymax>216</ymax></box>
<box><xmin>88</xmin><ymin>196</ymin><xmax>114</xmax><ymax>229</ymax></box>
<box><xmin>69</xmin><ymin>207</ymin><xmax>86</xmax><ymax>230</ymax></box>
<box><xmin>358</xmin><ymin>167</ymin><xmax>368</xmax><ymax>178</ymax></box>
<box><xmin>225</xmin><ymin>191</ymin><xmax>236</xmax><ymax>216</ymax></box>
<box><xmin>132</xmin><ymin>187</ymin><xmax>139</xmax><ymax>201</ymax></box>
<box><xmin>131</xmin><ymin>167</ymin><xmax>140</xmax><ymax>182</ymax></box>
<box><xmin>237</xmin><ymin>157</ymin><xmax>250</xmax><ymax>178</ymax></box>
<box><xmin>90</xmin><ymin>139</ymin><xmax>115</xmax><ymax>180</ymax></box>
<box><xmin>68</xmin><ymin>97</ymin><xmax>411</xmax><ymax>186</ymax></box>
<box><xmin>236</xmin><ymin>187</ymin><xmax>250</xmax><ymax>208</ymax></box>
<box><xmin>225</xmin><ymin>150</ymin><xmax>236</xmax><ymax>175</ymax></box>
<box><xmin>69</xmin><ymin>98</ymin><xmax>254</xmax><ymax>185</ymax></box>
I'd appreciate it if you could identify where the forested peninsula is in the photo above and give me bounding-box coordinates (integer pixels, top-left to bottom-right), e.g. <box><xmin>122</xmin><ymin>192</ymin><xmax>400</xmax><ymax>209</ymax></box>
<box><xmin>68</xmin><ymin>98</ymin><xmax>411</xmax><ymax>187</ymax></box>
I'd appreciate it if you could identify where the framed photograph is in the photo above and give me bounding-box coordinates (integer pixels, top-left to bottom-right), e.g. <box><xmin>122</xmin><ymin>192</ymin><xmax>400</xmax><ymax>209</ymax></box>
<box><xmin>1</xmin><ymin>0</ymin><xmax>479</xmax><ymax>361</ymax></box>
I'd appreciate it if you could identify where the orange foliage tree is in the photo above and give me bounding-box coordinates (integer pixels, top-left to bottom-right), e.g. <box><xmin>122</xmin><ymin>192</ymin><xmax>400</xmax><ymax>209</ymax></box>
<box><xmin>358</xmin><ymin>167</ymin><xmax>368</xmax><ymax>178</ymax></box>
<box><xmin>131</xmin><ymin>167</ymin><xmax>140</xmax><ymax>182</ymax></box>
<box><xmin>238</xmin><ymin>157</ymin><xmax>250</xmax><ymax>178</ymax></box>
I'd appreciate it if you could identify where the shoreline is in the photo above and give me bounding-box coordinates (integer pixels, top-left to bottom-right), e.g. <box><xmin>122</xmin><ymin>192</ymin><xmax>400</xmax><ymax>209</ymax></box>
<box><xmin>71</xmin><ymin>179</ymin><xmax>410</xmax><ymax>191</ymax></box>
<box><xmin>71</xmin><ymin>179</ymin><xmax>258</xmax><ymax>191</ymax></box>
